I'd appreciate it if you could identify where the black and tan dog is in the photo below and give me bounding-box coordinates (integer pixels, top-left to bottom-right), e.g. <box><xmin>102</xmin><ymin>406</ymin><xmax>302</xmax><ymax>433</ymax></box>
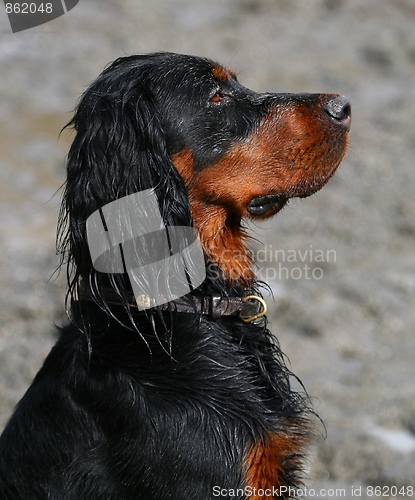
<box><xmin>0</xmin><ymin>53</ymin><xmax>350</xmax><ymax>499</ymax></box>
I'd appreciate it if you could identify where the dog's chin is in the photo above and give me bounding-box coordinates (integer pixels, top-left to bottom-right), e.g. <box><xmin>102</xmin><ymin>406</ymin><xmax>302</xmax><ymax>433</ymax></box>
<box><xmin>293</xmin><ymin>167</ymin><xmax>339</xmax><ymax>199</ymax></box>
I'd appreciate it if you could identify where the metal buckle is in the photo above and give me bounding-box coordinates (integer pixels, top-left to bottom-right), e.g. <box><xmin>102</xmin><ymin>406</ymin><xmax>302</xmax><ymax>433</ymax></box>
<box><xmin>241</xmin><ymin>295</ymin><xmax>267</xmax><ymax>323</ymax></box>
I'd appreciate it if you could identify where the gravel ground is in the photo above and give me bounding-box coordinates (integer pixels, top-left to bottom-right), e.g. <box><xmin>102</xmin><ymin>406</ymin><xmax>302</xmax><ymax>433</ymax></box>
<box><xmin>1</xmin><ymin>0</ymin><xmax>414</xmax><ymax>497</ymax></box>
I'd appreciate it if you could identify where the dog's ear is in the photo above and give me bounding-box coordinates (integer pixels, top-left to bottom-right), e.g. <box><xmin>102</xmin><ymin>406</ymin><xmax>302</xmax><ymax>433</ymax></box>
<box><xmin>58</xmin><ymin>57</ymin><xmax>192</xmax><ymax>296</ymax></box>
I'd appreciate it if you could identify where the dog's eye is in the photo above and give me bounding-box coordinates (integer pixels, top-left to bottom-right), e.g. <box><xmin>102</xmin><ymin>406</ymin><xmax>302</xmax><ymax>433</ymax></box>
<box><xmin>209</xmin><ymin>88</ymin><xmax>233</xmax><ymax>106</ymax></box>
<box><xmin>211</xmin><ymin>92</ymin><xmax>222</xmax><ymax>104</ymax></box>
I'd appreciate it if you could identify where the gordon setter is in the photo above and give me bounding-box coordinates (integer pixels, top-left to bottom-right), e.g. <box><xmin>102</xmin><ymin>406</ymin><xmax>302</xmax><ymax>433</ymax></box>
<box><xmin>0</xmin><ymin>53</ymin><xmax>350</xmax><ymax>499</ymax></box>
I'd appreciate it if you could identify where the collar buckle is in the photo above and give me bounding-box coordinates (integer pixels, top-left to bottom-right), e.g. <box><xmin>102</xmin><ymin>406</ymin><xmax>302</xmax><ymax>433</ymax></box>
<box><xmin>240</xmin><ymin>295</ymin><xmax>268</xmax><ymax>323</ymax></box>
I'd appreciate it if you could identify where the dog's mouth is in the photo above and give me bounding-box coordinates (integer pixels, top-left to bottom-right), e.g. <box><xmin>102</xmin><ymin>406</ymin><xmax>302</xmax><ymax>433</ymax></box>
<box><xmin>246</xmin><ymin>162</ymin><xmax>344</xmax><ymax>217</ymax></box>
<box><xmin>246</xmin><ymin>194</ymin><xmax>289</xmax><ymax>217</ymax></box>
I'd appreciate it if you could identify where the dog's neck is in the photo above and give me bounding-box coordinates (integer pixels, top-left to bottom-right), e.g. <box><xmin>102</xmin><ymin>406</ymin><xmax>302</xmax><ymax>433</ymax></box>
<box><xmin>191</xmin><ymin>201</ymin><xmax>255</xmax><ymax>285</ymax></box>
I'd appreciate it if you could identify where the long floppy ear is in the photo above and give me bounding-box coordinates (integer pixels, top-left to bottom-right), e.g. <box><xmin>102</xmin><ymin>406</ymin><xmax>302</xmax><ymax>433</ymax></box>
<box><xmin>58</xmin><ymin>56</ymin><xmax>192</xmax><ymax>309</ymax></box>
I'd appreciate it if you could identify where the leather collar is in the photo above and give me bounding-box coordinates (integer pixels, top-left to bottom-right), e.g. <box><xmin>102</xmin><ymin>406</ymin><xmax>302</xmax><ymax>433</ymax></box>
<box><xmin>77</xmin><ymin>281</ymin><xmax>267</xmax><ymax>323</ymax></box>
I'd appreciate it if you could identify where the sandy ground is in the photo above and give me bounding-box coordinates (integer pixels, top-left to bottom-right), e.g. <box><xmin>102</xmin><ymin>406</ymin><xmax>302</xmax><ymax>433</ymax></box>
<box><xmin>0</xmin><ymin>0</ymin><xmax>414</xmax><ymax>497</ymax></box>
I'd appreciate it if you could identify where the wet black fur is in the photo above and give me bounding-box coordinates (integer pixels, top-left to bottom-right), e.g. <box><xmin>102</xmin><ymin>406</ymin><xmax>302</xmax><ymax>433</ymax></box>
<box><xmin>0</xmin><ymin>53</ymin><xmax>310</xmax><ymax>499</ymax></box>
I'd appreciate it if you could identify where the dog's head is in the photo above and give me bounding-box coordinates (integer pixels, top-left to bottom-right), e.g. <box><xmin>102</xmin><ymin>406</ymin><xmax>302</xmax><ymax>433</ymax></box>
<box><xmin>60</xmin><ymin>52</ymin><xmax>350</xmax><ymax>295</ymax></box>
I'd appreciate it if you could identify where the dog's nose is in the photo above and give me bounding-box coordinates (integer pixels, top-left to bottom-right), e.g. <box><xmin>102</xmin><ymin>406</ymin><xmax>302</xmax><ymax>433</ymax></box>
<box><xmin>324</xmin><ymin>95</ymin><xmax>351</xmax><ymax>131</ymax></box>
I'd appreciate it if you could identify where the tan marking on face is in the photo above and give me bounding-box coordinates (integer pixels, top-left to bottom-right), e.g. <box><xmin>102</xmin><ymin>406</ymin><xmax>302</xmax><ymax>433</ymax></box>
<box><xmin>212</xmin><ymin>65</ymin><xmax>236</xmax><ymax>82</ymax></box>
<box><xmin>172</xmin><ymin>95</ymin><xmax>349</xmax><ymax>284</ymax></box>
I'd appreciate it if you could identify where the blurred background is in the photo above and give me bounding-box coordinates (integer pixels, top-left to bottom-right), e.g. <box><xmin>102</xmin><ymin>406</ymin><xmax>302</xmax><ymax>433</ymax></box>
<box><xmin>0</xmin><ymin>0</ymin><xmax>414</xmax><ymax>496</ymax></box>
